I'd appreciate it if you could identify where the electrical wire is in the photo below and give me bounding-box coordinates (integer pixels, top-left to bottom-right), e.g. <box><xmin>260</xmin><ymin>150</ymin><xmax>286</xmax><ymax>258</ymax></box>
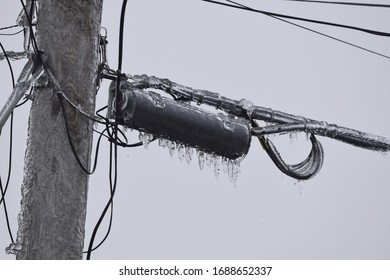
<box><xmin>85</xmin><ymin>130</ymin><xmax>118</xmax><ymax>260</ymax></box>
<box><xmin>0</xmin><ymin>179</ymin><xmax>14</xmax><ymax>243</ymax></box>
<box><xmin>0</xmin><ymin>29</ymin><xmax>24</xmax><ymax>36</ymax></box>
<box><xmin>0</xmin><ymin>42</ymin><xmax>15</xmax><ymax>242</ymax></box>
<box><xmin>0</xmin><ymin>42</ymin><xmax>16</xmax><ymax>208</ymax></box>
<box><xmin>0</xmin><ymin>43</ymin><xmax>16</xmax><ymax>87</ymax></box>
<box><xmin>15</xmin><ymin>87</ymin><xmax>32</xmax><ymax>108</ymax></box>
<box><xmin>201</xmin><ymin>0</ymin><xmax>390</xmax><ymax>37</ymax></box>
<box><xmin>86</xmin><ymin>0</ymin><xmax>128</xmax><ymax>260</ymax></box>
<box><xmin>20</xmin><ymin>0</ymin><xmax>42</xmax><ymax>64</ymax></box>
<box><xmin>284</xmin><ymin>0</ymin><xmax>390</xmax><ymax>8</ymax></box>
<box><xmin>224</xmin><ymin>0</ymin><xmax>390</xmax><ymax>60</ymax></box>
<box><xmin>0</xmin><ymin>25</ymin><xmax>19</xmax><ymax>31</ymax></box>
<box><xmin>57</xmin><ymin>93</ymin><xmax>104</xmax><ymax>175</ymax></box>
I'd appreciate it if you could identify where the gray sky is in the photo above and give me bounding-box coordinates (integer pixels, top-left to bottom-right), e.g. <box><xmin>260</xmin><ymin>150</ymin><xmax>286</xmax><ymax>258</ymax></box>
<box><xmin>1</xmin><ymin>0</ymin><xmax>390</xmax><ymax>260</ymax></box>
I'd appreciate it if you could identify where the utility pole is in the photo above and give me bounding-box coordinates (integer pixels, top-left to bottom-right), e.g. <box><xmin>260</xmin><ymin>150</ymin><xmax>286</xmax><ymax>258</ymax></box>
<box><xmin>14</xmin><ymin>0</ymin><xmax>103</xmax><ymax>259</ymax></box>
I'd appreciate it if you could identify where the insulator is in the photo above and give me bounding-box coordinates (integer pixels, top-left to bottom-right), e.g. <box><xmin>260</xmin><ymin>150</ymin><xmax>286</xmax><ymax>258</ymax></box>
<box><xmin>108</xmin><ymin>80</ymin><xmax>251</xmax><ymax>160</ymax></box>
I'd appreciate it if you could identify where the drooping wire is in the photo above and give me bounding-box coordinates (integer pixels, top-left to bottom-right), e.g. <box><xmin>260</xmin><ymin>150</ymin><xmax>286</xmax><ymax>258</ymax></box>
<box><xmin>224</xmin><ymin>0</ymin><xmax>390</xmax><ymax>60</ymax></box>
<box><xmin>284</xmin><ymin>0</ymin><xmax>390</xmax><ymax>8</ymax></box>
<box><xmin>0</xmin><ymin>25</ymin><xmax>19</xmax><ymax>31</ymax></box>
<box><xmin>20</xmin><ymin>0</ymin><xmax>42</xmax><ymax>64</ymax></box>
<box><xmin>86</xmin><ymin>0</ymin><xmax>128</xmax><ymax>260</ymax></box>
<box><xmin>0</xmin><ymin>179</ymin><xmax>14</xmax><ymax>243</ymax></box>
<box><xmin>0</xmin><ymin>42</ymin><xmax>16</xmax><ymax>207</ymax></box>
<box><xmin>0</xmin><ymin>42</ymin><xmax>15</xmax><ymax>242</ymax></box>
<box><xmin>200</xmin><ymin>0</ymin><xmax>390</xmax><ymax>37</ymax></box>
<box><xmin>0</xmin><ymin>29</ymin><xmax>24</xmax><ymax>36</ymax></box>
<box><xmin>57</xmin><ymin>92</ymin><xmax>104</xmax><ymax>176</ymax></box>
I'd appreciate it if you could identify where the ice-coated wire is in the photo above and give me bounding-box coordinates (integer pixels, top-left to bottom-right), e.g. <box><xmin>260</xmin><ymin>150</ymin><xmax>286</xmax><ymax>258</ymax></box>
<box><xmin>201</xmin><ymin>0</ymin><xmax>390</xmax><ymax>37</ymax></box>
<box><xmin>0</xmin><ymin>53</ymin><xmax>43</xmax><ymax>131</ymax></box>
<box><xmin>284</xmin><ymin>0</ymin><xmax>390</xmax><ymax>8</ymax></box>
<box><xmin>225</xmin><ymin>0</ymin><xmax>390</xmax><ymax>60</ymax></box>
<box><xmin>252</xmin><ymin>122</ymin><xmax>390</xmax><ymax>152</ymax></box>
<box><xmin>261</xmin><ymin>133</ymin><xmax>324</xmax><ymax>180</ymax></box>
<box><xmin>0</xmin><ymin>51</ymin><xmax>28</xmax><ymax>61</ymax></box>
<box><xmin>129</xmin><ymin>74</ymin><xmax>390</xmax><ymax>152</ymax></box>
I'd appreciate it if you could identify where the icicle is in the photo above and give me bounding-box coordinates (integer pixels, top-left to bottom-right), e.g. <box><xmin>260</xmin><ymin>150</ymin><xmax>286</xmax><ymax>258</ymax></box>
<box><xmin>185</xmin><ymin>146</ymin><xmax>194</xmax><ymax>164</ymax></box>
<box><xmin>139</xmin><ymin>132</ymin><xmax>152</xmax><ymax>149</ymax></box>
<box><xmin>239</xmin><ymin>98</ymin><xmax>254</xmax><ymax>117</ymax></box>
<box><xmin>167</xmin><ymin>140</ymin><xmax>176</xmax><ymax>157</ymax></box>
<box><xmin>145</xmin><ymin>133</ymin><xmax>154</xmax><ymax>149</ymax></box>
<box><xmin>138</xmin><ymin>131</ymin><xmax>144</xmax><ymax>142</ymax></box>
<box><xmin>289</xmin><ymin>132</ymin><xmax>298</xmax><ymax>142</ymax></box>
<box><xmin>159</xmin><ymin>138</ymin><xmax>167</xmax><ymax>149</ymax></box>
<box><xmin>213</xmin><ymin>155</ymin><xmax>221</xmax><ymax>179</ymax></box>
<box><xmin>222</xmin><ymin>157</ymin><xmax>229</xmax><ymax>173</ymax></box>
<box><xmin>232</xmin><ymin>161</ymin><xmax>241</xmax><ymax>186</ymax></box>
<box><xmin>228</xmin><ymin>160</ymin><xmax>234</xmax><ymax>182</ymax></box>
<box><xmin>205</xmin><ymin>153</ymin><xmax>213</xmax><ymax>168</ymax></box>
<box><xmin>198</xmin><ymin>150</ymin><xmax>205</xmax><ymax>170</ymax></box>
<box><xmin>5</xmin><ymin>242</ymin><xmax>21</xmax><ymax>255</ymax></box>
<box><xmin>177</xmin><ymin>143</ymin><xmax>185</xmax><ymax>161</ymax></box>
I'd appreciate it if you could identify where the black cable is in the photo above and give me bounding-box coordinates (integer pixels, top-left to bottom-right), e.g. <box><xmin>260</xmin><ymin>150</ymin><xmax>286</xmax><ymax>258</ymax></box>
<box><xmin>201</xmin><ymin>0</ymin><xmax>390</xmax><ymax>37</ymax></box>
<box><xmin>224</xmin><ymin>0</ymin><xmax>390</xmax><ymax>60</ymax></box>
<box><xmin>82</xmin><ymin>128</ymin><xmax>115</xmax><ymax>255</ymax></box>
<box><xmin>0</xmin><ymin>42</ymin><xmax>15</xmax><ymax>242</ymax></box>
<box><xmin>15</xmin><ymin>87</ymin><xmax>32</xmax><ymax>108</ymax></box>
<box><xmin>86</xmin><ymin>0</ymin><xmax>128</xmax><ymax>260</ymax></box>
<box><xmin>117</xmin><ymin>0</ymin><xmax>128</xmax><ymax>73</ymax></box>
<box><xmin>86</xmin><ymin>125</ymin><xmax>118</xmax><ymax>260</ymax></box>
<box><xmin>0</xmin><ymin>42</ymin><xmax>16</xmax><ymax>208</ymax></box>
<box><xmin>285</xmin><ymin>0</ymin><xmax>390</xmax><ymax>8</ymax></box>
<box><xmin>0</xmin><ymin>29</ymin><xmax>24</xmax><ymax>36</ymax></box>
<box><xmin>0</xmin><ymin>42</ymin><xmax>16</xmax><ymax>87</ymax></box>
<box><xmin>57</xmin><ymin>93</ymin><xmax>103</xmax><ymax>175</ymax></box>
<box><xmin>0</xmin><ymin>179</ymin><xmax>14</xmax><ymax>243</ymax></box>
<box><xmin>0</xmin><ymin>112</ymin><xmax>14</xmax><ymax>208</ymax></box>
<box><xmin>20</xmin><ymin>0</ymin><xmax>42</xmax><ymax>64</ymax></box>
<box><xmin>0</xmin><ymin>25</ymin><xmax>19</xmax><ymax>31</ymax></box>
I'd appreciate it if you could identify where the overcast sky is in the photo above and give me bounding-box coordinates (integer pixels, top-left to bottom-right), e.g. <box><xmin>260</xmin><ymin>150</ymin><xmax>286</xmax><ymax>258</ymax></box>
<box><xmin>1</xmin><ymin>0</ymin><xmax>390</xmax><ymax>260</ymax></box>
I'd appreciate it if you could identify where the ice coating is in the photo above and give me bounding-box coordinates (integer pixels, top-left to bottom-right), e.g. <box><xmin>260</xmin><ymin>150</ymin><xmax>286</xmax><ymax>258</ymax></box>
<box><xmin>111</xmin><ymin>80</ymin><xmax>252</xmax><ymax>160</ymax></box>
<box><xmin>159</xmin><ymin>138</ymin><xmax>167</xmax><ymax>148</ymax></box>
<box><xmin>134</xmin><ymin>133</ymin><xmax>241</xmax><ymax>185</ymax></box>
<box><xmin>185</xmin><ymin>146</ymin><xmax>194</xmax><ymax>164</ymax></box>
<box><xmin>177</xmin><ymin>143</ymin><xmax>185</xmax><ymax>161</ymax></box>
<box><xmin>0</xmin><ymin>56</ymin><xmax>44</xmax><ymax>131</ymax></box>
<box><xmin>130</xmin><ymin>74</ymin><xmax>390</xmax><ymax>153</ymax></box>
<box><xmin>0</xmin><ymin>51</ymin><xmax>28</xmax><ymax>61</ymax></box>
<box><xmin>198</xmin><ymin>150</ymin><xmax>205</xmax><ymax>170</ymax></box>
<box><xmin>125</xmin><ymin>73</ymin><xmax>390</xmax><ymax>181</ymax></box>
<box><xmin>5</xmin><ymin>242</ymin><xmax>21</xmax><ymax>255</ymax></box>
<box><xmin>138</xmin><ymin>132</ymin><xmax>153</xmax><ymax>149</ymax></box>
<box><xmin>167</xmin><ymin>140</ymin><xmax>176</xmax><ymax>157</ymax></box>
<box><xmin>213</xmin><ymin>155</ymin><xmax>221</xmax><ymax>179</ymax></box>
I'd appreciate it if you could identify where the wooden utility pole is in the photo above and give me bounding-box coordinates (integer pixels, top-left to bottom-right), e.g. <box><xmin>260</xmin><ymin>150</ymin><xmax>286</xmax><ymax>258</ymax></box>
<box><xmin>15</xmin><ymin>0</ymin><xmax>103</xmax><ymax>259</ymax></box>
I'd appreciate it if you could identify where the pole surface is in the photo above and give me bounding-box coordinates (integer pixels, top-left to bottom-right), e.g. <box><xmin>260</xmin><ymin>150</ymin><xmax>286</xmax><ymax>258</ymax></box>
<box><xmin>15</xmin><ymin>0</ymin><xmax>103</xmax><ymax>259</ymax></box>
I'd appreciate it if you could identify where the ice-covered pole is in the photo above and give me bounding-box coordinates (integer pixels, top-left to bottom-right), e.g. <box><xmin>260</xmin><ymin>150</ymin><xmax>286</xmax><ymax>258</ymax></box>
<box><xmin>15</xmin><ymin>0</ymin><xmax>103</xmax><ymax>260</ymax></box>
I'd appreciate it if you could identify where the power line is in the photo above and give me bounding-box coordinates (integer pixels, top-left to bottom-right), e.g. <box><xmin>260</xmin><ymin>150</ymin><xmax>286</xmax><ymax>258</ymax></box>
<box><xmin>0</xmin><ymin>24</ymin><xmax>19</xmax><ymax>31</ymax></box>
<box><xmin>224</xmin><ymin>0</ymin><xmax>390</xmax><ymax>60</ymax></box>
<box><xmin>86</xmin><ymin>0</ymin><xmax>128</xmax><ymax>260</ymax></box>
<box><xmin>0</xmin><ymin>42</ymin><xmax>15</xmax><ymax>243</ymax></box>
<box><xmin>284</xmin><ymin>0</ymin><xmax>390</xmax><ymax>8</ymax></box>
<box><xmin>200</xmin><ymin>0</ymin><xmax>390</xmax><ymax>37</ymax></box>
<box><xmin>0</xmin><ymin>29</ymin><xmax>24</xmax><ymax>36</ymax></box>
